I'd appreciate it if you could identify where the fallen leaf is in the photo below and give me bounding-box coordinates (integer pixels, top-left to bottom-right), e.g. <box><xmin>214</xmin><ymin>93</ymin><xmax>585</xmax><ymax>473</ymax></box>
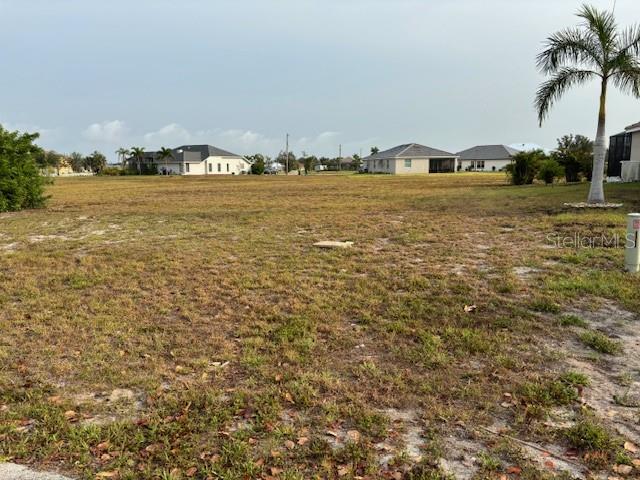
<box><xmin>96</xmin><ymin>441</ymin><xmax>110</xmax><ymax>452</ymax></box>
<box><xmin>270</xmin><ymin>449</ymin><xmax>281</xmax><ymax>458</ymax></box>
<box><xmin>284</xmin><ymin>440</ymin><xmax>295</xmax><ymax>450</ymax></box>
<box><xmin>64</xmin><ymin>410</ymin><xmax>78</xmax><ymax>422</ymax></box>
<box><xmin>284</xmin><ymin>392</ymin><xmax>294</xmax><ymax>404</ymax></box>
<box><xmin>337</xmin><ymin>465</ymin><xmax>350</xmax><ymax>477</ymax></box>
<box><xmin>464</xmin><ymin>304</ymin><xmax>477</xmax><ymax>313</ymax></box>
<box><xmin>624</xmin><ymin>441</ymin><xmax>638</xmax><ymax>453</ymax></box>
<box><xmin>633</xmin><ymin>459</ymin><xmax>640</xmax><ymax>467</ymax></box>
<box><xmin>506</xmin><ymin>466</ymin><xmax>522</xmax><ymax>475</ymax></box>
<box><xmin>186</xmin><ymin>467</ymin><xmax>197</xmax><ymax>477</ymax></box>
<box><xmin>169</xmin><ymin>468</ymin><xmax>181</xmax><ymax>478</ymax></box>
<box><xmin>96</xmin><ymin>472</ymin><xmax>119</xmax><ymax>479</ymax></box>
<box><xmin>347</xmin><ymin>430</ymin><xmax>361</xmax><ymax>443</ymax></box>
<box><xmin>544</xmin><ymin>460</ymin><xmax>555</xmax><ymax>470</ymax></box>
<box><xmin>297</xmin><ymin>436</ymin><xmax>309</xmax><ymax>446</ymax></box>
<box><xmin>270</xmin><ymin>467</ymin><xmax>283</xmax><ymax>476</ymax></box>
<box><xmin>325</xmin><ymin>430</ymin><xmax>339</xmax><ymax>437</ymax></box>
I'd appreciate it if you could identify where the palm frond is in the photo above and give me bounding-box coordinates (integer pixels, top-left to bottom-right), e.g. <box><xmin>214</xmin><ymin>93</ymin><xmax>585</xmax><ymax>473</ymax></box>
<box><xmin>535</xmin><ymin>68</ymin><xmax>598</xmax><ymax>126</ymax></box>
<box><xmin>610</xmin><ymin>52</ymin><xmax>640</xmax><ymax>97</ymax></box>
<box><xmin>617</xmin><ymin>24</ymin><xmax>640</xmax><ymax>56</ymax></box>
<box><xmin>577</xmin><ymin>3</ymin><xmax>618</xmax><ymax>49</ymax></box>
<box><xmin>537</xmin><ymin>27</ymin><xmax>602</xmax><ymax>74</ymax></box>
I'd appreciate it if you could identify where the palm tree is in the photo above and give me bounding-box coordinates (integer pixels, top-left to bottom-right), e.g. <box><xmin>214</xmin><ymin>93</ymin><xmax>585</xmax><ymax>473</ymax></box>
<box><xmin>116</xmin><ymin>148</ymin><xmax>130</xmax><ymax>169</ymax></box>
<box><xmin>157</xmin><ymin>147</ymin><xmax>174</xmax><ymax>175</ymax></box>
<box><xmin>130</xmin><ymin>147</ymin><xmax>145</xmax><ymax>175</ymax></box>
<box><xmin>535</xmin><ymin>4</ymin><xmax>640</xmax><ymax>204</ymax></box>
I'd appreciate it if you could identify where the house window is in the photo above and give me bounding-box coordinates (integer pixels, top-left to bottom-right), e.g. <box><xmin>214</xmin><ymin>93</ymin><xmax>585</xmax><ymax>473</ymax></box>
<box><xmin>208</xmin><ymin>163</ymin><xmax>212</xmax><ymax>172</ymax></box>
<box><xmin>217</xmin><ymin>163</ymin><xmax>221</xmax><ymax>172</ymax></box>
<box><xmin>476</xmin><ymin>161</ymin><xmax>485</xmax><ymax>170</ymax></box>
<box><xmin>386</xmin><ymin>159</ymin><xmax>389</xmax><ymax>169</ymax></box>
<box><xmin>226</xmin><ymin>163</ymin><xmax>229</xmax><ymax>172</ymax></box>
<box><xmin>404</xmin><ymin>159</ymin><xmax>412</xmax><ymax>168</ymax></box>
<box><xmin>185</xmin><ymin>163</ymin><xmax>190</xmax><ymax>173</ymax></box>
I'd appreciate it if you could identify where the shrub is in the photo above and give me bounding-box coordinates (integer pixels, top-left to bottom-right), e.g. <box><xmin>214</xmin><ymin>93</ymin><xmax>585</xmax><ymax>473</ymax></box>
<box><xmin>0</xmin><ymin>125</ymin><xmax>48</xmax><ymax>212</ymax></box>
<box><xmin>99</xmin><ymin>166</ymin><xmax>123</xmax><ymax>176</ymax></box>
<box><xmin>537</xmin><ymin>158</ymin><xmax>565</xmax><ymax>185</ymax></box>
<box><xmin>506</xmin><ymin>149</ymin><xmax>547</xmax><ymax>185</ymax></box>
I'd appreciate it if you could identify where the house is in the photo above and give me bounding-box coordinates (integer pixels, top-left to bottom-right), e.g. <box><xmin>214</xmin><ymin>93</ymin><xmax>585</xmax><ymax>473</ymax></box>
<box><xmin>457</xmin><ymin>145</ymin><xmax>520</xmax><ymax>172</ymax></box>
<box><xmin>362</xmin><ymin>143</ymin><xmax>459</xmax><ymax>174</ymax></box>
<box><xmin>142</xmin><ymin>145</ymin><xmax>251</xmax><ymax>175</ymax></box>
<box><xmin>609</xmin><ymin>122</ymin><xmax>640</xmax><ymax>182</ymax></box>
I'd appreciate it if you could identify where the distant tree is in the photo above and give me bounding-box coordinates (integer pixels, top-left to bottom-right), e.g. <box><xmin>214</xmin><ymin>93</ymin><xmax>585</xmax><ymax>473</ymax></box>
<box><xmin>69</xmin><ymin>152</ymin><xmax>85</xmax><ymax>172</ymax></box>
<box><xmin>116</xmin><ymin>147</ymin><xmax>130</xmax><ymax>169</ymax></box>
<box><xmin>276</xmin><ymin>150</ymin><xmax>297</xmax><ymax>173</ymax></box>
<box><xmin>85</xmin><ymin>151</ymin><xmax>107</xmax><ymax>173</ymax></box>
<box><xmin>247</xmin><ymin>154</ymin><xmax>266</xmax><ymax>175</ymax></box>
<box><xmin>370</xmin><ymin>146</ymin><xmax>379</xmax><ymax>155</ymax></box>
<box><xmin>301</xmin><ymin>154</ymin><xmax>317</xmax><ymax>175</ymax></box>
<box><xmin>552</xmin><ymin>134</ymin><xmax>594</xmax><ymax>182</ymax></box>
<box><xmin>535</xmin><ymin>4</ymin><xmax>640</xmax><ymax>203</ymax></box>
<box><xmin>0</xmin><ymin>125</ymin><xmax>48</xmax><ymax>212</ymax></box>
<box><xmin>157</xmin><ymin>147</ymin><xmax>174</xmax><ymax>174</ymax></box>
<box><xmin>351</xmin><ymin>154</ymin><xmax>362</xmax><ymax>171</ymax></box>
<box><xmin>129</xmin><ymin>147</ymin><xmax>145</xmax><ymax>175</ymax></box>
<box><xmin>506</xmin><ymin>150</ymin><xmax>547</xmax><ymax>185</ymax></box>
<box><xmin>537</xmin><ymin>158</ymin><xmax>565</xmax><ymax>185</ymax></box>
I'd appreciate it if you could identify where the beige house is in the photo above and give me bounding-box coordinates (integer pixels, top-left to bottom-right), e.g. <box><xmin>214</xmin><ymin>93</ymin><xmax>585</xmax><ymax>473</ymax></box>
<box><xmin>362</xmin><ymin>143</ymin><xmax>459</xmax><ymax>174</ymax></box>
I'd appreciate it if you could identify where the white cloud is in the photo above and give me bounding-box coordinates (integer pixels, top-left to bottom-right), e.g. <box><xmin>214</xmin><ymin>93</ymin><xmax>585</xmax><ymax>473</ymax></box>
<box><xmin>143</xmin><ymin>123</ymin><xmax>192</xmax><ymax>145</ymax></box>
<box><xmin>82</xmin><ymin>120</ymin><xmax>128</xmax><ymax>144</ymax></box>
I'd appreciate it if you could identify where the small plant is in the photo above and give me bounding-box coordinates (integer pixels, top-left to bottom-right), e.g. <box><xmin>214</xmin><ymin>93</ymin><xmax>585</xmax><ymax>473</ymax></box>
<box><xmin>478</xmin><ymin>451</ymin><xmax>502</xmax><ymax>471</ymax></box>
<box><xmin>559</xmin><ymin>314</ymin><xmax>588</xmax><ymax>328</ymax></box>
<box><xmin>565</xmin><ymin>419</ymin><xmax>613</xmax><ymax>452</ymax></box>
<box><xmin>519</xmin><ymin>379</ymin><xmax>578</xmax><ymax>407</ymax></box>
<box><xmin>579</xmin><ymin>331</ymin><xmax>622</xmax><ymax>355</ymax></box>
<box><xmin>559</xmin><ymin>372</ymin><xmax>590</xmax><ymax>387</ymax></box>
<box><xmin>530</xmin><ymin>299</ymin><xmax>561</xmax><ymax>313</ymax></box>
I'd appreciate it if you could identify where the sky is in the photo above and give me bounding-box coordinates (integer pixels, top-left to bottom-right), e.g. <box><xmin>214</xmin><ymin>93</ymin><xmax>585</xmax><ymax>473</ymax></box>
<box><xmin>0</xmin><ymin>0</ymin><xmax>638</xmax><ymax>161</ymax></box>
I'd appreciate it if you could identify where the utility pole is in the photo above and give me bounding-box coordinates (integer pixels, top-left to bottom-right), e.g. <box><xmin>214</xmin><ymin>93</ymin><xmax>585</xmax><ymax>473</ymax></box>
<box><xmin>338</xmin><ymin>144</ymin><xmax>342</xmax><ymax>172</ymax></box>
<box><xmin>285</xmin><ymin>133</ymin><xmax>289</xmax><ymax>175</ymax></box>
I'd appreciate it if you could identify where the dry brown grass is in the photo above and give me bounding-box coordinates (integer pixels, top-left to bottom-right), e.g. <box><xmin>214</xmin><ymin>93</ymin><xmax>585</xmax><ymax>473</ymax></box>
<box><xmin>1</xmin><ymin>173</ymin><xmax>639</xmax><ymax>479</ymax></box>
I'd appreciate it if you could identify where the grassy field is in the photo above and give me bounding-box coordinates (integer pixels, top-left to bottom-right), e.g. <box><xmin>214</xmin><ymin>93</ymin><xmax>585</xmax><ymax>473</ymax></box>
<box><xmin>1</xmin><ymin>174</ymin><xmax>640</xmax><ymax>480</ymax></box>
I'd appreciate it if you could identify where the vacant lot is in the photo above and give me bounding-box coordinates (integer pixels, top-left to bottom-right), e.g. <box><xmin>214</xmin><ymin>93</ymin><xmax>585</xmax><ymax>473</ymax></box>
<box><xmin>1</xmin><ymin>174</ymin><xmax>640</xmax><ymax>480</ymax></box>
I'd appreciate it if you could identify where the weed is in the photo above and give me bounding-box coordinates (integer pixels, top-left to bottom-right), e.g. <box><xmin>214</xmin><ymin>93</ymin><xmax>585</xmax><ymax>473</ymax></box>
<box><xmin>558</xmin><ymin>314</ymin><xmax>587</xmax><ymax>328</ymax></box>
<box><xmin>579</xmin><ymin>331</ymin><xmax>622</xmax><ymax>355</ymax></box>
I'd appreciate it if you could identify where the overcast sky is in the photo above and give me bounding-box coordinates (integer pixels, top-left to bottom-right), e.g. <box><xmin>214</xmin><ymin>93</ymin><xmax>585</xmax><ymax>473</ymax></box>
<box><xmin>1</xmin><ymin>0</ymin><xmax>638</xmax><ymax>160</ymax></box>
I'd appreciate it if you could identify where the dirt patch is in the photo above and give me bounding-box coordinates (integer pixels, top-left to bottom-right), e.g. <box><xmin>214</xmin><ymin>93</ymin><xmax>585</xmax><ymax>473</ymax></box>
<box><xmin>68</xmin><ymin>388</ymin><xmax>145</xmax><ymax>426</ymax></box>
<box><xmin>513</xmin><ymin>266</ymin><xmax>540</xmax><ymax>280</ymax></box>
<box><xmin>375</xmin><ymin>409</ymin><xmax>424</xmax><ymax>466</ymax></box>
<box><xmin>0</xmin><ymin>463</ymin><xmax>73</xmax><ymax>480</ymax></box>
<box><xmin>559</xmin><ymin>301</ymin><xmax>640</xmax><ymax>443</ymax></box>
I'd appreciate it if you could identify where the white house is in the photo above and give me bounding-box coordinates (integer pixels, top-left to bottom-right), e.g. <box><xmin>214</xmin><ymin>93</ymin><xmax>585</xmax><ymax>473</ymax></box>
<box><xmin>457</xmin><ymin>145</ymin><xmax>520</xmax><ymax>172</ymax></box>
<box><xmin>143</xmin><ymin>145</ymin><xmax>251</xmax><ymax>175</ymax></box>
<box><xmin>362</xmin><ymin>143</ymin><xmax>459</xmax><ymax>174</ymax></box>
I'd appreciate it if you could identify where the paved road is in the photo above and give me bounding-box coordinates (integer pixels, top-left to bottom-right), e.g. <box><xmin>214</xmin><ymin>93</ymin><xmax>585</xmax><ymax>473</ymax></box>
<box><xmin>0</xmin><ymin>463</ymin><xmax>73</xmax><ymax>480</ymax></box>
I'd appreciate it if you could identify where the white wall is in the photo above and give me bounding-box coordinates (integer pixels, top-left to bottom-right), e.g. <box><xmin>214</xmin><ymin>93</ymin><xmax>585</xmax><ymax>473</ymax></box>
<box><xmin>631</xmin><ymin>132</ymin><xmax>640</xmax><ymax>162</ymax></box>
<box><xmin>459</xmin><ymin>159</ymin><xmax>511</xmax><ymax>172</ymax></box>
<box><xmin>156</xmin><ymin>157</ymin><xmax>250</xmax><ymax>175</ymax></box>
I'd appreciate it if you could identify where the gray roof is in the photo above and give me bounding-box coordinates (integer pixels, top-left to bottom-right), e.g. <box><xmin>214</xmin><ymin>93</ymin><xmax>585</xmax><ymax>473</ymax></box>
<box><xmin>625</xmin><ymin>121</ymin><xmax>640</xmax><ymax>132</ymax></box>
<box><xmin>364</xmin><ymin>143</ymin><xmax>456</xmax><ymax>160</ymax></box>
<box><xmin>456</xmin><ymin>144</ymin><xmax>520</xmax><ymax>161</ymax></box>
<box><xmin>173</xmin><ymin>145</ymin><xmax>244</xmax><ymax>160</ymax></box>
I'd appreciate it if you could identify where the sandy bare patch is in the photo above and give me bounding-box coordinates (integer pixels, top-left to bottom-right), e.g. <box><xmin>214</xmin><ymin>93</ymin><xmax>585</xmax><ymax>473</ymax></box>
<box><xmin>559</xmin><ymin>301</ymin><xmax>640</xmax><ymax>443</ymax></box>
<box><xmin>0</xmin><ymin>463</ymin><xmax>73</xmax><ymax>480</ymax></box>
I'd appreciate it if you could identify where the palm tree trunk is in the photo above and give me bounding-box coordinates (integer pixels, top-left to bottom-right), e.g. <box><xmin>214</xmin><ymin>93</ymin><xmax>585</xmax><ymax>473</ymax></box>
<box><xmin>587</xmin><ymin>79</ymin><xmax>607</xmax><ymax>204</ymax></box>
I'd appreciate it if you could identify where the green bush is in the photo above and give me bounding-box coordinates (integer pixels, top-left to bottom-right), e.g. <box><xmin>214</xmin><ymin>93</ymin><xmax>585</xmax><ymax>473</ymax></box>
<box><xmin>99</xmin><ymin>166</ymin><xmax>123</xmax><ymax>176</ymax></box>
<box><xmin>0</xmin><ymin>125</ymin><xmax>48</xmax><ymax>212</ymax></box>
<box><xmin>537</xmin><ymin>158</ymin><xmax>565</xmax><ymax>184</ymax></box>
<box><xmin>506</xmin><ymin>149</ymin><xmax>547</xmax><ymax>185</ymax></box>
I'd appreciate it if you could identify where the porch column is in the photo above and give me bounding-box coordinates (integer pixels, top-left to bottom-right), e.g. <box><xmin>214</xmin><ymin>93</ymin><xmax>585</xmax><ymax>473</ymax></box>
<box><xmin>454</xmin><ymin>157</ymin><xmax>458</xmax><ymax>173</ymax></box>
